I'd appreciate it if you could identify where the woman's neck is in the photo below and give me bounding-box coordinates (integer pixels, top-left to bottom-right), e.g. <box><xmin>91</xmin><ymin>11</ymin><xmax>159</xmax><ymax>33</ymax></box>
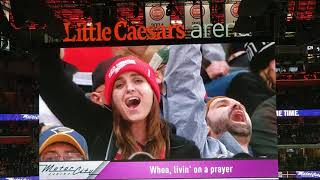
<box><xmin>130</xmin><ymin>120</ymin><xmax>147</xmax><ymax>145</ymax></box>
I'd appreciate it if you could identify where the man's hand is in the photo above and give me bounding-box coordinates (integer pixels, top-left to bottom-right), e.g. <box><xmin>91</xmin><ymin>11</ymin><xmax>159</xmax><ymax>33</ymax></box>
<box><xmin>205</xmin><ymin>61</ymin><xmax>230</xmax><ymax>79</ymax></box>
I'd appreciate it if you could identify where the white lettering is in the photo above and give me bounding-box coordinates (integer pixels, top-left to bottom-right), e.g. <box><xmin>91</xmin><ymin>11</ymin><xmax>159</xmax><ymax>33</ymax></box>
<box><xmin>225</xmin><ymin>23</ymin><xmax>234</xmax><ymax>37</ymax></box>
<box><xmin>210</xmin><ymin>166</ymin><xmax>233</xmax><ymax>175</ymax></box>
<box><xmin>173</xmin><ymin>165</ymin><xmax>190</xmax><ymax>174</ymax></box>
<box><xmin>276</xmin><ymin>110</ymin><xmax>283</xmax><ymax>117</ymax></box>
<box><xmin>212</xmin><ymin>23</ymin><xmax>224</xmax><ymax>38</ymax></box>
<box><xmin>22</xmin><ymin>114</ymin><xmax>38</xmax><ymax>120</ymax></box>
<box><xmin>149</xmin><ymin>166</ymin><xmax>170</xmax><ymax>174</ymax></box>
<box><xmin>191</xmin><ymin>24</ymin><xmax>202</xmax><ymax>38</ymax></box>
<box><xmin>203</xmin><ymin>23</ymin><xmax>213</xmax><ymax>38</ymax></box>
<box><xmin>297</xmin><ymin>171</ymin><xmax>320</xmax><ymax>178</ymax></box>
<box><xmin>109</xmin><ymin>59</ymin><xmax>136</xmax><ymax>78</ymax></box>
<box><xmin>283</xmin><ymin>110</ymin><xmax>299</xmax><ymax>117</ymax></box>
<box><xmin>191</xmin><ymin>22</ymin><xmax>252</xmax><ymax>38</ymax></box>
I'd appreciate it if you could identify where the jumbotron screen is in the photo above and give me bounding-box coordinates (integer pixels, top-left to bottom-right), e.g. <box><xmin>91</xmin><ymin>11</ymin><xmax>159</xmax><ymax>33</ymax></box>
<box><xmin>37</xmin><ymin>44</ymin><xmax>277</xmax><ymax>179</ymax></box>
<box><xmin>2</xmin><ymin>0</ymin><xmax>320</xmax><ymax>179</ymax></box>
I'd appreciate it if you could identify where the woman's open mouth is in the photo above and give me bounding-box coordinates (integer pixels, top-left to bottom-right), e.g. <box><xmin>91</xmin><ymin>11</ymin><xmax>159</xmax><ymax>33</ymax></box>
<box><xmin>125</xmin><ymin>96</ymin><xmax>141</xmax><ymax>109</ymax></box>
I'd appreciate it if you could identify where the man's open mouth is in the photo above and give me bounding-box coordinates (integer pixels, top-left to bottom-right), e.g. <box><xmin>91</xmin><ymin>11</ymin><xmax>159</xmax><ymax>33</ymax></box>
<box><xmin>230</xmin><ymin>110</ymin><xmax>245</xmax><ymax>122</ymax></box>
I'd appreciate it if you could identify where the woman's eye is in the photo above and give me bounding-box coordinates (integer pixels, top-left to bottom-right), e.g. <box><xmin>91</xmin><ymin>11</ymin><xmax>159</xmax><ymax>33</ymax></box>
<box><xmin>134</xmin><ymin>79</ymin><xmax>143</xmax><ymax>84</ymax></box>
<box><xmin>115</xmin><ymin>83</ymin><xmax>124</xmax><ymax>89</ymax></box>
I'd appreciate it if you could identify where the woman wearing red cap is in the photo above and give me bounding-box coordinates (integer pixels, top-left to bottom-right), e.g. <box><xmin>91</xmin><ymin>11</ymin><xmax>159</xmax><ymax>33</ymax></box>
<box><xmin>104</xmin><ymin>56</ymin><xmax>200</xmax><ymax>160</ymax></box>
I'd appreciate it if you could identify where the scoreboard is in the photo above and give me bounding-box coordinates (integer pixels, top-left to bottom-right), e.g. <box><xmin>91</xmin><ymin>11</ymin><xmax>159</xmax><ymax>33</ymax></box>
<box><xmin>306</xmin><ymin>45</ymin><xmax>320</xmax><ymax>61</ymax></box>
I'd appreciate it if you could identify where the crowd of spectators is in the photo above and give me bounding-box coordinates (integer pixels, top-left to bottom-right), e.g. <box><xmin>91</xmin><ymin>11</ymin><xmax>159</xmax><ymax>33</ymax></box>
<box><xmin>277</xmin><ymin>57</ymin><xmax>320</xmax><ymax>172</ymax></box>
<box><xmin>39</xmin><ymin>42</ymin><xmax>278</xmax><ymax>161</ymax></box>
<box><xmin>278</xmin><ymin>124</ymin><xmax>320</xmax><ymax>144</ymax></box>
<box><xmin>277</xmin><ymin>87</ymin><xmax>320</xmax><ymax>109</ymax></box>
<box><xmin>0</xmin><ymin>144</ymin><xmax>38</xmax><ymax>177</ymax></box>
<box><xmin>277</xmin><ymin>72</ymin><xmax>320</xmax><ymax>80</ymax></box>
<box><xmin>279</xmin><ymin>148</ymin><xmax>320</xmax><ymax>171</ymax></box>
<box><xmin>0</xmin><ymin>121</ymin><xmax>37</xmax><ymax>136</ymax></box>
<box><xmin>0</xmin><ymin>121</ymin><xmax>38</xmax><ymax>178</ymax></box>
<box><xmin>0</xmin><ymin>78</ymin><xmax>38</xmax><ymax>113</ymax></box>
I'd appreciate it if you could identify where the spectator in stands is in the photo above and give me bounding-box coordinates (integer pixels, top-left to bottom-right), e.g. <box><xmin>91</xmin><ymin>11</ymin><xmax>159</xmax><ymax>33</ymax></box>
<box><xmin>41</xmin><ymin>48</ymin><xmax>115</xmax><ymax>160</ymax></box>
<box><xmin>149</xmin><ymin>46</ymin><xmax>169</xmax><ymax>91</ymax></box>
<box><xmin>112</xmin><ymin>46</ymin><xmax>164</xmax><ymax>64</ymax></box>
<box><xmin>202</xmin><ymin>44</ymin><xmax>229</xmax><ymax>81</ymax></box>
<box><xmin>206</xmin><ymin>96</ymin><xmax>252</xmax><ymax>155</ymax></box>
<box><xmin>39</xmin><ymin>126</ymin><xmax>89</xmax><ymax>161</ymax></box>
<box><xmin>163</xmin><ymin>45</ymin><xmax>251</xmax><ymax>158</ymax></box>
<box><xmin>226</xmin><ymin>42</ymin><xmax>276</xmax><ymax>116</ymax></box>
<box><xmin>200</xmin><ymin>44</ymin><xmax>228</xmax><ymax>84</ymax></box>
<box><xmin>148</xmin><ymin>46</ymin><xmax>171</xmax><ymax>118</ymax></box>
<box><xmin>103</xmin><ymin>56</ymin><xmax>200</xmax><ymax>160</ymax></box>
<box><xmin>227</xmin><ymin>43</ymin><xmax>249</xmax><ymax>69</ymax></box>
<box><xmin>41</xmin><ymin>47</ymin><xmax>174</xmax><ymax>160</ymax></box>
<box><xmin>250</xmin><ymin>95</ymin><xmax>277</xmax><ymax>158</ymax></box>
<box><xmin>87</xmin><ymin>57</ymin><xmax>119</xmax><ymax>106</ymax></box>
<box><xmin>0</xmin><ymin>144</ymin><xmax>38</xmax><ymax>177</ymax></box>
<box><xmin>90</xmin><ymin>46</ymin><xmax>169</xmax><ymax>106</ymax></box>
<box><xmin>203</xmin><ymin>44</ymin><xmax>248</xmax><ymax>98</ymax></box>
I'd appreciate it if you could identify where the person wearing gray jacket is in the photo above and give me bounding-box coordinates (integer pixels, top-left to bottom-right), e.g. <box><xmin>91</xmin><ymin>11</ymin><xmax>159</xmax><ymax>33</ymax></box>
<box><xmin>163</xmin><ymin>44</ymin><xmax>236</xmax><ymax>158</ymax></box>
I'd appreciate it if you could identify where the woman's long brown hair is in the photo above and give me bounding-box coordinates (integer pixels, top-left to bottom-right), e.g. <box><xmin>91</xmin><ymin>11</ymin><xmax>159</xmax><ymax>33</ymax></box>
<box><xmin>112</xmin><ymin>95</ymin><xmax>170</xmax><ymax>160</ymax></box>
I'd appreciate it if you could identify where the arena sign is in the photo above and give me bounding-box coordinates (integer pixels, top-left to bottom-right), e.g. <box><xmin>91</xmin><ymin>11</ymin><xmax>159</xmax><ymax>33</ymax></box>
<box><xmin>184</xmin><ymin>1</ymin><xmax>210</xmax><ymax>30</ymax></box>
<box><xmin>225</xmin><ymin>0</ymin><xmax>241</xmax><ymax>35</ymax></box>
<box><xmin>62</xmin><ymin>21</ymin><xmax>185</xmax><ymax>42</ymax></box>
<box><xmin>145</xmin><ymin>3</ymin><xmax>170</xmax><ymax>27</ymax></box>
<box><xmin>61</xmin><ymin>21</ymin><xmax>250</xmax><ymax>43</ymax></box>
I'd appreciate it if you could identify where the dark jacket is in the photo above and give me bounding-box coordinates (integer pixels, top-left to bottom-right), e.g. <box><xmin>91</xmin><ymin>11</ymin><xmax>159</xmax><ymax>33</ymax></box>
<box><xmin>40</xmin><ymin>49</ymin><xmax>200</xmax><ymax>160</ymax></box>
<box><xmin>226</xmin><ymin>72</ymin><xmax>275</xmax><ymax>117</ymax></box>
<box><xmin>250</xmin><ymin>95</ymin><xmax>277</xmax><ymax>158</ymax></box>
<box><xmin>167</xmin><ymin>134</ymin><xmax>200</xmax><ymax>159</ymax></box>
<box><xmin>106</xmin><ymin>130</ymin><xmax>200</xmax><ymax>160</ymax></box>
<box><xmin>41</xmin><ymin>49</ymin><xmax>113</xmax><ymax>160</ymax></box>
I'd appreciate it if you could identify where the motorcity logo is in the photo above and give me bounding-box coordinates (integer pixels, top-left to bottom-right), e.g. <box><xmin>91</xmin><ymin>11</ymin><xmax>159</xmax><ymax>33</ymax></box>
<box><xmin>40</xmin><ymin>163</ymin><xmax>94</xmax><ymax>176</ymax></box>
<box><xmin>150</xmin><ymin>6</ymin><xmax>165</xmax><ymax>21</ymax></box>
<box><xmin>230</xmin><ymin>2</ymin><xmax>240</xmax><ymax>18</ymax></box>
<box><xmin>190</xmin><ymin>5</ymin><xmax>205</xmax><ymax>19</ymax></box>
<box><xmin>39</xmin><ymin>161</ymin><xmax>104</xmax><ymax>179</ymax></box>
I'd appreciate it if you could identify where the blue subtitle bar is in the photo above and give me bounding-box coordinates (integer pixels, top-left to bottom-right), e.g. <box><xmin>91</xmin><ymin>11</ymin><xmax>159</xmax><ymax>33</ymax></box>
<box><xmin>0</xmin><ymin>114</ymin><xmax>39</xmax><ymax>121</ymax></box>
<box><xmin>276</xmin><ymin>109</ymin><xmax>320</xmax><ymax>117</ymax></box>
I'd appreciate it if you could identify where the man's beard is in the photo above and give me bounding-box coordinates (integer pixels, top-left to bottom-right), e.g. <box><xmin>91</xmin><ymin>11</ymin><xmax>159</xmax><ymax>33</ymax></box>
<box><xmin>226</xmin><ymin>122</ymin><xmax>251</xmax><ymax>137</ymax></box>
